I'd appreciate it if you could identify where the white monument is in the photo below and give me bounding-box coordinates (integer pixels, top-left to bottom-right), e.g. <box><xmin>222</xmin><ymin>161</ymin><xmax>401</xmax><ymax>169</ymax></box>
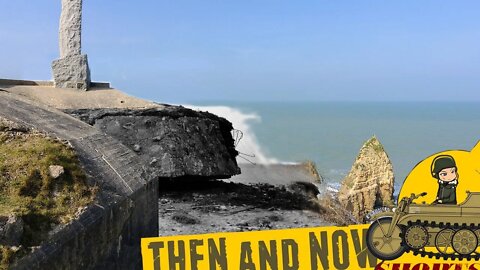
<box><xmin>52</xmin><ymin>0</ymin><xmax>91</xmax><ymax>90</ymax></box>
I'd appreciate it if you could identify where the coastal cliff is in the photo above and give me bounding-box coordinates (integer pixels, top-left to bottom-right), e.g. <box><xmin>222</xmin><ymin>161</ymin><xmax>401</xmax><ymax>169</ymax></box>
<box><xmin>338</xmin><ymin>136</ymin><xmax>395</xmax><ymax>222</ymax></box>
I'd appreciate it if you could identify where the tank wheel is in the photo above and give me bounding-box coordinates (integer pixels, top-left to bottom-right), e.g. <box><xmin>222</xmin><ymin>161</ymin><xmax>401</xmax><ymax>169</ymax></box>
<box><xmin>474</xmin><ymin>229</ymin><xmax>480</xmax><ymax>253</ymax></box>
<box><xmin>475</xmin><ymin>229</ymin><xmax>480</xmax><ymax>240</ymax></box>
<box><xmin>435</xmin><ymin>228</ymin><xmax>455</xmax><ymax>255</ymax></box>
<box><xmin>452</xmin><ymin>229</ymin><xmax>478</xmax><ymax>255</ymax></box>
<box><xmin>366</xmin><ymin>217</ymin><xmax>406</xmax><ymax>260</ymax></box>
<box><xmin>404</xmin><ymin>225</ymin><xmax>429</xmax><ymax>249</ymax></box>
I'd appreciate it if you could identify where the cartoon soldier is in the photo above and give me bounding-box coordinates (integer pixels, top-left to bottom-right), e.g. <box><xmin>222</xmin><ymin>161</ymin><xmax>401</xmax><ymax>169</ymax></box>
<box><xmin>431</xmin><ymin>155</ymin><xmax>458</xmax><ymax>204</ymax></box>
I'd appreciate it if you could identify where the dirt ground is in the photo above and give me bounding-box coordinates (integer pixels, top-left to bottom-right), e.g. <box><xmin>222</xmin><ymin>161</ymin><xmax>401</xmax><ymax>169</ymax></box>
<box><xmin>157</xmin><ymin>179</ymin><xmax>352</xmax><ymax>236</ymax></box>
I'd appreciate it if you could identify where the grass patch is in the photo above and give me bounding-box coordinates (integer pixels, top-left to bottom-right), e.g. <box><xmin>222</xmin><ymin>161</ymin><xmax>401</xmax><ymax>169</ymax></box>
<box><xmin>0</xmin><ymin>246</ymin><xmax>15</xmax><ymax>270</ymax></box>
<box><xmin>364</xmin><ymin>136</ymin><xmax>385</xmax><ymax>153</ymax></box>
<box><xmin>0</xmin><ymin>120</ymin><xmax>96</xmax><ymax>268</ymax></box>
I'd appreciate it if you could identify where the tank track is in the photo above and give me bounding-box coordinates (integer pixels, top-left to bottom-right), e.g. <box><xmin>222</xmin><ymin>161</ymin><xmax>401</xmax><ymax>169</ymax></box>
<box><xmin>401</xmin><ymin>220</ymin><xmax>480</xmax><ymax>261</ymax></box>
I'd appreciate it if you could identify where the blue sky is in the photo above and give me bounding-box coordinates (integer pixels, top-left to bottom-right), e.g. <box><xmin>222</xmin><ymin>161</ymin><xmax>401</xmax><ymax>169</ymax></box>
<box><xmin>0</xmin><ymin>1</ymin><xmax>479</xmax><ymax>102</ymax></box>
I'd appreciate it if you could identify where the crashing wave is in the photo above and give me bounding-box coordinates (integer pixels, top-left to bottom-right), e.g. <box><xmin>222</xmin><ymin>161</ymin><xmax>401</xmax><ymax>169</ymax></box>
<box><xmin>184</xmin><ymin>104</ymin><xmax>281</xmax><ymax>165</ymax></box>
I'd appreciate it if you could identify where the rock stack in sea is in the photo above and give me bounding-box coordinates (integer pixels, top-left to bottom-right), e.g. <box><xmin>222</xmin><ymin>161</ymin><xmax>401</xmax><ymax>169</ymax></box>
<box><xmin>338</xmin><ymin>136</ymin><xmax>394</xmax><ymax>222</ymax></box>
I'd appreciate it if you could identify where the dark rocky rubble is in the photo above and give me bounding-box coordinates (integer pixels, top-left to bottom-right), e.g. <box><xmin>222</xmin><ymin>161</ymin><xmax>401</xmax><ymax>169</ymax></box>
<box><xmin>65</xmin><ymin>106</ymin><xmax>240</xmax><ymax>179</ymax></box>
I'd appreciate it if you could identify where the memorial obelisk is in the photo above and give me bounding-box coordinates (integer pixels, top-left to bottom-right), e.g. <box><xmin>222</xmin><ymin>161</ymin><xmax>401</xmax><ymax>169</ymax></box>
<box><xmin>52</xmin><ymin>0</ymin><xmax>91</xmax><ymax>90</ymax></box>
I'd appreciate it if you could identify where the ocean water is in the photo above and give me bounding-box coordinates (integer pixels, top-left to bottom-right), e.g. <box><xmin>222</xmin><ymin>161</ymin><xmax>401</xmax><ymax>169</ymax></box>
<box><xmin>187</xmin><ymin>102</ymin><xmax>480</xmax><ymax>194</ymax></box>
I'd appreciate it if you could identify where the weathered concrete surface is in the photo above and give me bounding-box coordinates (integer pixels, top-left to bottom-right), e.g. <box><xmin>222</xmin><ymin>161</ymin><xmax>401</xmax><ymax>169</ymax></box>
<box><xmin>229</xmin><ymin>163</ymin><xmax>321</xmax><ymax>186</ymax></box>
<box><xmin>52</xmin><ymin>0</ymin><xmax>91</xmax><ymax>90</ymax></box>
<box><xmin>0</xmin><ymin>92</ymin><xmax>158</xmax><ymax>269</ymax></box>
<box><xmin>0</xmin><ymin>85</ymin><xmax>157</xmax><ymax>109</ymax></box>
<box><xmin>66</xmin><ymin>107</ymin><xmax>241</xmax><ymax>178</ymax></box>
<box><xmin>52</xmin><ymin>54</ymin><xmax>91</xmax><ymax>90</ymax></box>
<box><xmin>338</xmin><ymin>136</ymin><xmax>395</xmax><ymax>222</ymax></box>
<box><xmin>59</xmin><ymin>0</ymin><xmax>83</xmax><ymax>58</ymax></box>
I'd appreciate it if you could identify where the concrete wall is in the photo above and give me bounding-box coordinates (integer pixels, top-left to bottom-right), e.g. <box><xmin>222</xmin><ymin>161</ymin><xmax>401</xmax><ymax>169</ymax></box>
<box><xmin>0</xmin><ymin>93</ymin><xmax>157</xmax><ymax>270</ymax></box>
<box><xmin>13</xmin><ymin>183</ymin><xmax>158</xmax><ymax>269</ymax></box>
<box><xmin>0</xmin><ymin>78</ymin><xmax>110</xmax><ymax>88</ymax></box>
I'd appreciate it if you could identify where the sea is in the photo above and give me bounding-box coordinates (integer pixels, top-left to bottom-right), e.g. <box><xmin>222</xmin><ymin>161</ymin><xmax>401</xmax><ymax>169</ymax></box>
<box><xmin>186</xmin><ymin>102</ymin><xmax>480</xmax><ymax>195</ymax></box>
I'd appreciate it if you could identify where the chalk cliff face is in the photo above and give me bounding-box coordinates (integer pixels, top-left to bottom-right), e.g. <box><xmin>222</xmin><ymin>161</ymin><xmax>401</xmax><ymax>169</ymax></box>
<box><xmin>338</xmin><ymin>136</ymin><xmax>394</xmax><ymax>222</ymax></box>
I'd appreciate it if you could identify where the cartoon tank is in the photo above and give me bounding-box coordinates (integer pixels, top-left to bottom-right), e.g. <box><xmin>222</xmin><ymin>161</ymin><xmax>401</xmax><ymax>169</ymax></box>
<box><xmin>366</xmin><ymin>191</ymin><xmax>480</xmax><ymax>260</ymax></box>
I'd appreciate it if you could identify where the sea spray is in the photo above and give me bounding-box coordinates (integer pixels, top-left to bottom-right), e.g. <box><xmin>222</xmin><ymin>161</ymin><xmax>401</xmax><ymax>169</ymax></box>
<box><xmin>185</xmin><ymin>104</ymin><xmax>281</xmax><ymax>165</ymax></box>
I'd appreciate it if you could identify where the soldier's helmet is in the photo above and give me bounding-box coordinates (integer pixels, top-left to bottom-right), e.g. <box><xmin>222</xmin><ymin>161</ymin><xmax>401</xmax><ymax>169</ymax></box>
<box><xmin>431</xmin><ymin>155</ymin><xmax>456</xmax><ymax>178</ymax></box>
